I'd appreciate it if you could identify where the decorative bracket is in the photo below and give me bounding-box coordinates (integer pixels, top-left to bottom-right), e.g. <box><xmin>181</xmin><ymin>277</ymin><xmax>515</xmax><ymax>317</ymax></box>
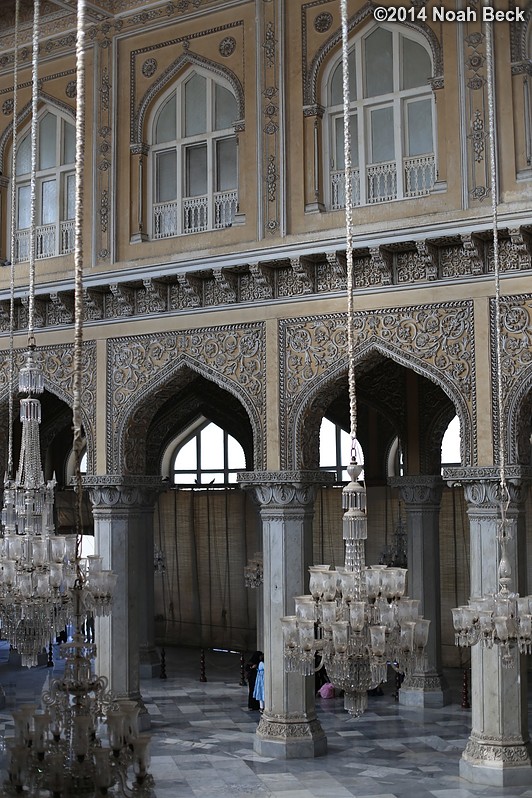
<box><xmin>461</xmin><ymin>233</ymin><xmax>484</xmax><ymax>275</ymax></box>
<box><xmin>508</xmin><ymin>228</ymin><xmax>532</xmax><ymax>270</ymax></box>
<box><xmin>248</xmin><ymin>261</ymin><xmax>274</xmax><ymax>298</ymax></box>
<box><xmin>212</xmin><ymin>267</ymin><xmax>238</xmax><ymax>303</ymax></box>
<box><xmin>49</xmin><ymin>292</ymin><xmax>75</xmax><ymax>325</ymax></box>
<box><xmin>141</xmin><ymin>278</ymin><xmax>167</xmax><ymax>313</ymax></box>
<box><xmin>176</xmin><ymin>273</ymin><xmax>203</xmax><ymax>308</ymax></box>
<box><xmin>369</xmin><ymin>247</ymin><xmax>393</xmax><ymax>286</ymax></box>
<box><xmin>83</xmin><ymin>288</ymin><xmax>104</xmax><ymax>321</ymax></box>
<box><xmin>109</xmin><ymin>283</ymin><xmax>135</xmax><ymax>317</ymax></box>
<box><xmin>326</xmin><ymin>251</ymin><xmax>347</xmax><ymax>281</ymax></box>
<box><xmin>290</xmin><ymin>256</ymin><xmax>314</xmax><ymax>294</ymax></box>
<box><xmin>416</xmin><ymin>241</ymin><xmax>438</xmax><ymax>281</ymax></box>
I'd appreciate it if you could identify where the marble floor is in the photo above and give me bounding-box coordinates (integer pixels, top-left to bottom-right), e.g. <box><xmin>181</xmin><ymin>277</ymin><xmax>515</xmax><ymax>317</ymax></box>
<box><xmin>1</xmin><ymin>643</ymin><xmax>531</xmax><ymax>798</ymax></box>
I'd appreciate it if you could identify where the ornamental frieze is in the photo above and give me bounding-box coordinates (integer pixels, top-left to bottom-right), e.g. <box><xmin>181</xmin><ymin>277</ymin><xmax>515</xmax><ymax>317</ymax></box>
<box><xmin>107</xmin><ymin>324</ymin><xmax>266</xmax><ymax>474</ymax></box>
<box><xmin>280</xmin><ymin>303</ymin><xmax>475</xmax><ymax>469</ymax></box>
<box><xmin>0</xmin><ymin>341</ymin><xmax>97</xmax><ymax>475</ymax></box>
<box><xmin>490</xmin><ymin>294</ymin><xmax>532</xmax><ymax>466</ymax></box>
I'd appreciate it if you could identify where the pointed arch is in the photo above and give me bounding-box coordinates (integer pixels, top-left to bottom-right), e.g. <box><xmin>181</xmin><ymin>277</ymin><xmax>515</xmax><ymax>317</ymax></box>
<box><xmin>0</xmin><ymin>92</ymin><xmax>75</xmax><ymax>173</ymax></box>
<box><xmin>304</xmin><ymin>1</ymin><xmax>443</xmax><ymax>106</ymax></box>
<box><xmin>132</xmin><ymin>52</ymin><xmax>244</xmax><ymax>145</ymax></box>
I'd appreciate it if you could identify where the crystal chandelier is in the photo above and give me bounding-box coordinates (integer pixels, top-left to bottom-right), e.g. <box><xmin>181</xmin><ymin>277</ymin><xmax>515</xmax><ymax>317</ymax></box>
<box><xmin>244</xmin><ymin>552</ymin><xmax>263</xmax><ymax>589</ymax></box>
<box><xmin>450</xmin><ymin>14</ymin><xmax>532</xmax><ymax>668</ymax></box>
<box><xmin>279</xmin><ymin>0</ymin><xmax>430</xmax><ymax>718</ymax></box>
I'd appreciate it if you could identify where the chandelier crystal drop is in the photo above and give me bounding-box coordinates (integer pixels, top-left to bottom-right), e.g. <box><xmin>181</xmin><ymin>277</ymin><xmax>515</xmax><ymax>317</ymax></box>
<box><xmin>281</xmin><ymin>464</ymin><xmax>430</xmax><ymax>717</ymax></box>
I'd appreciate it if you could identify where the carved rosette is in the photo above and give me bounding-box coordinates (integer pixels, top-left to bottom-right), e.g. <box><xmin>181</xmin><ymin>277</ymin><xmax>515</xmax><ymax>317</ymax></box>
<box><xmin>280</xmin><ymin>303</ymin><xmax>475</xmax><ymax>470</ymax></box>
<box><xmin>108</xmin><ymin>324</ymin><xmax>266</xmax><ymax>474</ymax></box>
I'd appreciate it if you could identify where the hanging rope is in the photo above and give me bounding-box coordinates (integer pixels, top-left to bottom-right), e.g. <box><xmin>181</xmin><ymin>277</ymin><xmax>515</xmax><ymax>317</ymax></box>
<box><xmin>27</xmin><ymin>0</ymin><xmax>40</xmax><ymax>347</ymax></box>
<box><xmin>7</xmin><ymin>0</ymin><xmax>20</xmax><ymax>479</ymax></box>
<box><xmin>73</xmin><ymin>0</ymin><xmax>87</xmax><ymax>568</ymax></box>
<box><xmin>484</xmin><ymin>16</ymin><xmax>510</xmax><ymax>525</ymax></box>
<box><xmin>340</xmin><ymin>0</ymin><xmax>357</xmax><ymax>454</ymax></box>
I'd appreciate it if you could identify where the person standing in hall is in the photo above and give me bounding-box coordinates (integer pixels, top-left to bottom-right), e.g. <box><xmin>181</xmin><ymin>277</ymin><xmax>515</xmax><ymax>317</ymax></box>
<box><xmin>245</xmin><ymin>650</ymin><xmax>263</xmax><ymax>710</ymax></box>
<box><xmin>253</xmin><ymin>651</ymin><xmax>265</xmax><ymax>712</ymax></box>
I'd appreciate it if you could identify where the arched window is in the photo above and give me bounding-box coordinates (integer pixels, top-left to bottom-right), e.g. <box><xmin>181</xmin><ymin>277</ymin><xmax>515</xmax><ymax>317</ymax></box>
<box><xmin>171</xmin><ymin>419</ymin><xmax>245</xmax><ymax>486</ymax></box>
<box><xmin>150</xmin><ymin>69</ymin><xmax>238</xmax><ymax>238</ymax></box>
<box><xmin>325</xmin><ymin>25</ymin><xmax>435</xmax><ymax>209</ymax></box>
<box><xmin>441</xmin><ymin>415</ymin><xmax>461</xmax><ymax>468</ymax></box>
<box><xmin>319</xmin><ymin>417</ymin><xmax>364</xmax><ymax>482</ymax></box>
<box><xmin>13</xmin><ymin>110</ymin><xmax>76</xmax><ymax>261</ymax></box>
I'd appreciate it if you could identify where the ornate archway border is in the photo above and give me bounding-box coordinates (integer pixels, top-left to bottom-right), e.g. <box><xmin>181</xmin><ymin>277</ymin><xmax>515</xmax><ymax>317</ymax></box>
<box><xmin>0</xmin><ymin>341</ymin><xmax>97</xmax><ymax>475</ymax></box>
<box><xmin>303</xmin><ymin>1</ymin><xmax>444</xmax><ymax>106</ymax></box>
<box><xmin>279</xmin><ymin>302</ymin><xmax>475</xmax><ymax>470</ymax></box>
<box><xmin>107</xmin><ymin>323</ymin><xmax>266</xmax><ymax>475</ymax></box>
<box><xmin>132</xmin><ymin>51</ymin><xmax>245</xmax><ymax>144</ymax></box>
<box><xmin>0</xmin><ymin>92</ymin><xmax>76</xmax><ymax>174</ymax></box>
<box><xmin>491</xmin><ymin>294</ymin><xmax>532</xmax><ymax>465</ymax></box>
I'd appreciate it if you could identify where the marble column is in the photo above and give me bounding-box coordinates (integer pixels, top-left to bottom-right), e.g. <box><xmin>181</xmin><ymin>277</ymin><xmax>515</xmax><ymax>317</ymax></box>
<box><xmin>444</xmin><ymin>466</ymin><xmax>532</xmax><ymax>786</ymax></box>
<box><xmin>389</xmin><ymin>475</ymin><xmax>450</xmax><ymax>707</ymax></box>
<box><xmin>238</xmin><ymin>471</ymin><xmax>330</xmax><ymax>759</ymax></box>
<box><xmin>86</xmin><ymin>476</ymin><xmax>162</xmax><ymax>727</ymax></box>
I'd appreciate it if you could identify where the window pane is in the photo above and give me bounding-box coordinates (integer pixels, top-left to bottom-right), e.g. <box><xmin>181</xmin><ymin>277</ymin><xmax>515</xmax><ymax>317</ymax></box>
<box><xmin>63</xmin><ymin>121</ymin><xmax>75</xmax><ymax>164</ymax></box>
<box><xmin>330</xmin><ymin>49</ymin><xmax>356</xmax><ymax>105</ymax></box>
<box><xmin>65</xmin><ymin>173</ymin><xmax>75</xmax><ymax>219</ymax></box>
<box><xmin>16</xmin><ymin>136</ymin><xmax>31</xmax><ymax>175</ymax></box>
<box><xmin>214</xmin><ymin>83</ymin><xmax>237</xmax><ymax>130</ymax></box>
<box><xmin>185</xmin><ymin>143</ymin><xmax>207</xmax><ymax>197</ymax></box>
<box><xmin>407</xmin><ymin>99</ymin><xmax>433</xmax><ymax>155</ymax></box>
<box><xmin>41</xmin><ymin>179</ymin><xmax>57</xmax><ymax>224</ymax></box>
<box><xmin>175</xmin><ymin>437</ymin><xmax>197</xmax><ymax>471</ymax></box>
<box><xmin>17</xmin><ymin>184</ymin><xmax>30</xmax><ymax>228</ymax></box>
<box><xmin>370</xmin><ymin>106</ymin><xmax>394</xmax><ymax>162</ymax></box>
<box><xmin>227</xmin><ymin>434</ymin><xmax>245</xmax><ymax>469</ymax></box>
<box><xmin>175</xmin><ymin>472</ymin><xmax>197</xmax><ymax>485</ymax></box>
<box><xmin>199</xmin><ymin>424</ymin><xmax>224</xmax><ymax>469</ymax></box>
<box><xmin>39</xmin><ymin>113</ymin><xmax>57</xmax><ymax>169</ymax></box>
<box><xmin>156</xmin><ymin>150</ymin><xmax>177</xmax><ymax>202</ymax></box>
<box><xmin>156</xmin><ymin>94</ymin><xmax>177</xmax><ymax>143</ymax></box>
<box><xmin>402</xmin><ymin>37</ymin><xmax>432</xmax><ymax>90</ymax></box>
<box><xmin>319</xmin><ymin>418</ymin><xmax>337</xmax><ymax>467</ymax></box>
<box><xmin>216</xmin><ymin>138</ymin><xmax>237</xmax><ymax>191</ymax></box>
<box><xmin>364</xmin><ymin>28</ymin><xmax>393</xmax><ymax>97</ymax></box>
<box><xmin>185</xmin><ymin>73</ymin><xmax>207</xmax><ymax>136</ymax></box>
<box><xmin>334</xmin><ymin>114</ymin><xmax>358</xmax><ymax>170</ymax></box>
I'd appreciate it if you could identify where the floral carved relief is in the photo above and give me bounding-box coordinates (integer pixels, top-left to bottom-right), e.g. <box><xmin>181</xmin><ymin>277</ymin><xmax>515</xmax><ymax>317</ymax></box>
<box><xmin>107</xmin><ymin>325</ymin><xmax>266</xmax><ymax>475</ymax></box>
<box><xmin>280</xmin><ymin>303</ymin><xmax>475</xmax><ymax>470</ymax></box>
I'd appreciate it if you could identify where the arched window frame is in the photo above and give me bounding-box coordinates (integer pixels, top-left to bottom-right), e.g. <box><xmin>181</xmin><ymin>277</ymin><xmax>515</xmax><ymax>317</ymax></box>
<box><xmin>168</xmin><ymin>417</ymin><xmax>246</xmax><ymax>487</ymax></box>
<box><xmin>322</xmin><ymin>23</ymin><xmax>437</xmax><ymax>210</ymax></box>
<box><xmin>10</xmin><ymin>107</ymin><xmax>76</xmax><ymax>262</ymax></box>
<box><xmin>148</xmin><ymin>66</ymin><xmax>239</xmax><ymax>239</ymax></box>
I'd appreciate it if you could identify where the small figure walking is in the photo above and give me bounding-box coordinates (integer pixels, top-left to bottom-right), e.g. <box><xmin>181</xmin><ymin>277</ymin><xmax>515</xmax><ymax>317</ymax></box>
<box><xmin>245</xmin><ymin>651</ymin><xmax>263</xmax><ymax>710</ymax></box>
<box><xmin>253</xmin><ymin>652</ymin><xmax>265</xmax><ymax>712</ymax></box>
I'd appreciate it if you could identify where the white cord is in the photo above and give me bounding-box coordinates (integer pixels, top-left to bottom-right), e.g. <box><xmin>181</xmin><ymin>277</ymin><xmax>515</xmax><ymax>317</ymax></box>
<box><xmin>28</xmin><ymin>0</ymin><xmax>40</xmax><ymax>346</ymax></box>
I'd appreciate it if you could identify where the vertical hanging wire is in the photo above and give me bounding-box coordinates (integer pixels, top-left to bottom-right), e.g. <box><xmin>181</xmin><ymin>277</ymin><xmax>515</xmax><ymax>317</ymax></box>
<box><xmin>340</xmin><ymin>0</ymin><xmax>357</xmax><ymax>454</ymax></box>
<box><xmin>27</xmin><ymin>0</ymin><xmax>40</xmax><ymax>348</ymax></box>
<box><xmin>484</xmin><ymin>11</ymin><xmax>510</xmax><ymax>528</ymax></box>
<box><xmin>73</xmin><ymin>0</ymin><xmax>87</xmax><ymax>569</ymax></box>
<box><xmin>7</xmin><ymin>0</ymin><xmax>21</xmax><ymax>479</ymax></box>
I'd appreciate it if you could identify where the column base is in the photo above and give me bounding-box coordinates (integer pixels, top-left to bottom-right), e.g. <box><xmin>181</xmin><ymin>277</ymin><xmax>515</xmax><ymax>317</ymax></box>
<box><xmin>253</xmin><ymin>712</ymin><xmax>327</xmax><ymax>759</ymax></box>
<box><xmin>460</xmin><ymin>736</ymin><xmax>532</xmax><ymax>786</ymax></box>
<box><xmin>399</xmin><ymin>672</ymin><xmax>452</xmax><ymax>708</ymax></box>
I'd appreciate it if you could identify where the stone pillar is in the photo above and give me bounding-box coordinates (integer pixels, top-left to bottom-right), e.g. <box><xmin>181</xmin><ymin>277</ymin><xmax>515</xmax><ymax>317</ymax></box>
<box><xmin>86</xmin><ymin>476</ymin><xmax>162</xmax><ymax>725</ymax></box>
<box><xmin>238</xmin><ymin>471</ymin><xmax>330</xmax><ymax>759</ymax></box>
<box><xmin>389</xmin><ymin>475</ymin><xmax>450</xmax><ymax>707</ymax></box>
<box><xmin>445</xmin><ymin>466</ymin><xmax>532</xmax><ymax>786</ymax></box>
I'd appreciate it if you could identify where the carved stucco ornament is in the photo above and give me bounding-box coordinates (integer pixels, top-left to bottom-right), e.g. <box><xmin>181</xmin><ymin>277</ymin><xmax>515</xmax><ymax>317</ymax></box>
<box><xmin>279</xmin><ymin>303</ymin><xmax>475</xmax><ymax>470</ymax></box>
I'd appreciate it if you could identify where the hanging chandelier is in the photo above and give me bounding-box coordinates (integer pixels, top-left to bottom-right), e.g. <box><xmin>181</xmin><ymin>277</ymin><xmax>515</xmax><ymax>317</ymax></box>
<box><xmin>2</xmin><ymin>1</ymin><xmax>155</xmax><ymax>794</ymax></box>
<box><xmin>279</xmin><ymin>0</ymin><xmax>430</xmax><ymax>718</ymax></box>
<box><xmin>450</xmin><ymin>12</ymin><xmax>532</xmax><ymax>667</ymax></box>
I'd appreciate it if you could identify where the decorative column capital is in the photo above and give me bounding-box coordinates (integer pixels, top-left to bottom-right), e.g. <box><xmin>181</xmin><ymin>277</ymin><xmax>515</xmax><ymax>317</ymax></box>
<box><xmin>238</xmin><ymin>470</ymin><xmax>334</xmax><ymax>510</ymax></box>
<box><xmin>443</xmin><ymin>466</ymin><xmax>532</xmax><ymax>511</ymax></box>
<box><xmin>83</xmin><ymin>475</ymin><xmax>163</xmax><ymax>510</ymax></box>
<box><xmin>389</xmin><ymin>475</ymin><xmax>443</xmax><ymax>506</ymax></box>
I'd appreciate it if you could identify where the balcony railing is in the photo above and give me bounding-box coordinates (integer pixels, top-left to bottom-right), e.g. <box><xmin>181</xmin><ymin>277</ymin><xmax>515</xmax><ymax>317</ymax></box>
<box><xmin>367</xmin><ymin>161</ymin><xmax>397</xmax><ymax>203</ymax></box>
<box><xmin>330</xmin><ymin>169</ymin><xmax>361</xmax><ymax>211</ymax></box>
<box><xmin>331</xmin><ymin>154</ymin><xmax>435</xmax><ymax>209</ymax></box>
<box><xmin>14</xmin><ymin>221</ymin><xmax>75</xmax><ymax>262</ymax></box>
<box><xmin>404</xmin><ymin>154</ymin><xmax>435</xmax><ymax>197</ymax></box>
<box><xmin>153</xmin><ymin>190</ymin><xmax>237</xmax><ymax>239</ymax></box>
